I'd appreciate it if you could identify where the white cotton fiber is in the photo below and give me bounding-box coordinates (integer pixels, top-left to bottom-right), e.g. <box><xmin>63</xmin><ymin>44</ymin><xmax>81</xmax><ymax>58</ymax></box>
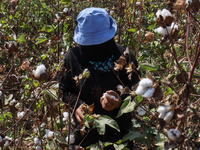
<box><xmin>44</xmin><ymin>129</ymin><xmax>54</xmax><ymax>139</ymax></box>
<box><xmin>156</xmin><ymin>10</ymin><xmax>162</xmax><ymax>18</ymax></box>
<box><xmin>143</xmin><ymin>87</ymin><xmax>155</xmax><ymax>98</ymax></box>
<box><xmin>135</xmin><ymin>85</ymin><xmax>148</xmax><ymax>95</ymax></box>
<box><xmin>186</xmin><ymin>0</ymin><xmax>192</xmax><ymax>5</ymax></box>
<box><xmin>17</xmin><ymin>111</ymin><xmax>25</xmax><ymax>119</ymax></box>
<box><xmin>167</xmin><ymin>129</ymin><xmax>181</xmax><ymax>141</ymax></box>
<box><xmin>139</xmin><ymin>78</ymin><xmax>154</xmax><ymax>87</ymax></box>
<box><xmin>65</xmin><ymin>134</ymin><xmax>75</xmax><ymax>144</ymax></box>
<box><xmin>161</xmin><ymin>9</ymin><xmax>172</xmax><ymax>19</ymax></box>
<box><xmin>164</xmin><ymin>111</ymin><xmax>174</xmax><ymax>123</ymax></box>
<box><xmin>35</xmin><ymin>145</ymin><xmax>42</xmax><ymax>150</ymax></box>
<box><xmin>137</xmin><ymin>106</ymin><xmax>146</xmax><ymax>116</ymax></box>
<box><xmin>33</xmin><ymin>64</ymin><xmax>46</xmax><ymax>78</ymax></box>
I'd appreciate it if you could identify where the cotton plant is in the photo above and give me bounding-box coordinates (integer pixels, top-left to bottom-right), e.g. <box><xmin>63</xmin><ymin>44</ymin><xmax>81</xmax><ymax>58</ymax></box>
<box><xmin>155</xmin><ymin>22</ymin><xmax>178</xmax><ymax>36</ymax></box>
<box><xmin>156</xmin><ymin>9</ymin><xmax>172</xmax><ymax>20</ymax></box>
<box><xmin>157</xmin><ymin>105</ymin><xmax>174</xmax><ymax>123</ymax></box>
<box><xmin>135</xmin><ymin>78</ymin><xmax>155</xmax><ymax>99</ymax></box>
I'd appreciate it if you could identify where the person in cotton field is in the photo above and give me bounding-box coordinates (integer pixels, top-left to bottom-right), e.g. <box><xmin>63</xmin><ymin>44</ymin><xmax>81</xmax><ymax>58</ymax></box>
<box><xmin>59</xmin><ymin>7</ymin><xmax>140</xmax><ymax>149</ymax></box>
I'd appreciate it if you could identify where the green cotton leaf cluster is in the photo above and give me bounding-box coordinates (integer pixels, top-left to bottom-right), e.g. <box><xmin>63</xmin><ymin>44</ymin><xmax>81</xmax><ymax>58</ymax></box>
<box><xmin>17</xmin><ymin>34</ymin><xmax>27</xmax><ymax>43</ymax></box>
<box><xmin>54</xmin><ymin>132</ymin><xmax>67</xmax><ymax>144</ymax></box>
<box><xmin>40</xmin><ymin>25</ymin><xmax>55</xmax><ymax>33</ymax></box>
<box><xmin>94</xmin><ymin>115</ymin><xmax>120</xmax><ymax>135</ymax></box>
<box><xmin>116</xmin><ymin>96</ymin><xmax>136</xmax><ymax>118</ymax></box>
<box><xmin>122</xmin><ymin>131</ymin><xmax>143</xmax><ymax>142</ymax></box>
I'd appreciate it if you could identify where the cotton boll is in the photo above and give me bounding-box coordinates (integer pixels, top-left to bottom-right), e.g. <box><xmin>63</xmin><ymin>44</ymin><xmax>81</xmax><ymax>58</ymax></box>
<box><xmin>139</xmin><ymin>78</ymin><xmax>154</xmax><ymax>87</ymax></box>
<box><xmin>164</xmin><ymin>111</ymin><xmax>174</xmax><ymax>123</ymax></box>
<box><xmin>158</xmin><ymin>113</ymin><xmax>165</xmax><ymax>119</ymax></box>
<box><xmin>186</xmin><ymin>0</ymin><xmax>192</xmax><ymax>5</ymax></box>
<box><xmin>143</xmin><ymin>87</ymin><xmax>155</xmax><ymax>98</ymax></box>
<box><xmin>171</xmin><ymin>22</ymin><xmax>178</xmax><ymax>30</ymax></box>
<box><xmin>157</xmin><ymin>106</ymin><xmax>171</xmax><ymax>114</ymax></box>
<box><xmin>4</xmin><ymin>141</ymin><xmax>9</xmax><ymax>147</ymax></box>
<box><xmin>5</xmin><ymin>136</ymin><xmax>12</xmax><ymax>141</ymax></box>
<box><xmin>17</xmin><ymin>111</ymin><xmax>25</xmax><ymax>119</ymax></box>
<box><xmin>161</xmin><ymin>9</ymin><xmax>172</xmax><ymax>19</ymax></box>
<box><xmin>35</xmin><ymin>145</ymin><xmax>42</xmax><ymax>150</ymax></box>
<box><xmin>167</xmin><ymin>129</ymin><xmax>181</xmax><ymax>141</ymax></box>
<box><xmin>155</xmin><ymin>27</ymin><xmax>168</xmax><ymax>36</ymax></box>
<box><xmin>44</xmin><ymin>129</ymin><xmax>54</xmax><ymax>139</ymax></box>
<box><xmin>33</xmin><ymin>64</ymin><xmax>46</xmax><ymax>78</ymax></box>
<box><xmin>156</xmin><ymin>10</ymin><xmax>162</xmax><ymax>18</ymax></box>
<box><xmin>63</xmin><ymin>112</ymin><xmax>69</xmax><ymax>118</ymax></box>
<box><xmin>65</xmin><ymin>134</ymin><xmax>75</xmax><ymax>144</ymax></box>
<box><xmin>0</xmin><ymin>91</ymin><xmax>2</xmax><ymax>97</ymax></box>
<box><xmin>137</xmin><ymin>106</ymin><xmax>146</xmax><ymax>116</ymax></box>
<box><xmin>10</xmin><ymin>99</ymin><xmax>17</xmax><ymax>105</ymax></box>
<box><xmin>63</xmin><ymin>8</ymin><xmax>68</xmax><ymax>13</ymax></box>
<box><xmin>136</xmin><ymin>1</ymin><xmax>141</xmax><ymax>6</ymax></box>
<box><xmin>135</xmin><ymin>85</ymin><xmax>148</xmax><ymax>95</ymax></box>
<box><xmin>34</xmin><ymin>137</ymin><xmax>40</xmax><ymax>145</ymax></box>
<box><xmin>55</xmin><ymin>13</ymin><xmax>60</xmax><ymax>19</ymax></box>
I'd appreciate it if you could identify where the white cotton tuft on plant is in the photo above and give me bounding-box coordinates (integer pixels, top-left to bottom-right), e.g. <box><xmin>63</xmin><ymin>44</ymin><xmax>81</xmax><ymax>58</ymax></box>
<box><xmin>33</xmin><ymin>64</ymin><xmax>46</xmax><ymax>78</ymax></box>
<box><xmin>63</xmin><ymin>8</ymin><xmax>68</xmax><ymax>13</ymax></box>
<box><xmin>135</xmin><ymin>85</ymin><xmax>148</xmax><ymax>95</ymax></box>
<box><xmin>35</xmin><ymin>145</ymin><xmax>42</xmax><ymax>150</ymax></box>
<box><xmin>5</xmin><ymin>136</ymin><xmax>12</xmax><ymax>141</ymax></box>
<box><xmin>156</xmin><ymin>10</ymin><xmax>162</xmax><ymax>18</ymax></box>
<box><xmin>63</xmin><ymin>112</ymin><xmax>69</xmax><ymax>122</ymax></box>
<box><xmin>17</xmin><ymin>111</ymin><xmax>25</xmax><ymax>119</ymax></box>
<box><xmin>136</xmin><ymin>1</ymin><xmax>141</xmax><ymax>6</ymax></box>
<box><xmin>0</xmin><ymin>90</ymin><xmax>2</xmax><ymax>97</ymax></box>
<box><xmin>65</xmin><ymin>134</ymin><xmax>75</xmax><ymax>144</ymax></box>
<box><xmin>34</xmin><ymin>137</ymin><xmax>40</xmax><ymax>145</ymax></box>
<box><xmin>102</xmin><ymin>92</ymin><xmax>116</xmax><ymax>99</ymax></box>
<box><xmin>186</xmin><ymin>0</ymin><xmax>192</xmax><ymax>5</ymax></box>
<box><xmin>161</xmin><ymin>9</ymin><xmax>172</xmax><ymax>19</ymax></box>
<box><xmin>4</xmin><ymin>141</ymin><xmax>9</xmax><ymax>147</ymax></box>
<box><xmin>143</xmin><ymin>87</ymin><xmax>155</xmax><ymax>98</ymax></box>
<box><xmin>157</xmin><ymin>105</ymin><xmax>171</xmax><ymax>114</ymax></box>
<box><xmin>167</xmin><ymin>129</ymin><xmax>181</xmax><ymax>141</ymax></box>
<box><xmin>139</xmin><ymin>78</ymin><xmax>154</xmax><ymax>87</ymax></box>
<box><xmin>137</xmin><ymin>106</ymin><xmax>146</xmax><ymax>116</ymax></box>
<box><xmin>10</xmin><ymin>99</ymin><xmax>17</xmax><ymax>105</ymax></box>
<box><xmin>55</xmin><ymin>13</ymin><xmax>60</xmax><ymax>19</ymax></box>
<box><xmin>155</xmin><ymin>22</ymin><xmax>178</xmax><ymax>36</ymax></box>
<box><xmin>61</xmin><ymin>51</ymin><xmax>64</xmax><ymax>55</ymax></box>
<box><xmin>0</xmin><ymin>136</ymin><xmax>2</xmax><ymax>142</ymax></box>
<box><xmin>171</xmin><ymin>22</ymin><xmax>178</xmax><ymax>30</ymax></box>
<box><xmin>164</xmin><ymin>111</ymin><xmax>174</xmax><ymax>123</ymax></box>
<box><xmin>44</xmin><ymin>129</ymin><xmax>54</xmax><ymax>139</ymax></box>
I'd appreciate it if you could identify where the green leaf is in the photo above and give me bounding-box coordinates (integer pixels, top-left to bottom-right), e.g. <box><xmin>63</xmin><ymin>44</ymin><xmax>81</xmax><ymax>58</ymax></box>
<box><xmin>17</xmin><ymin>34</ymin><xmax>27</xmax><ymax>43</ymax></box>
<box><xmin>46</xmin><ymin>140</ymin><xmax>59</xmax><ymax>150</ymax></box>
<box><xmin>61</xmin><ymin>0</ymin><xmax>71</xmax><ymax>5</ymax></box>
<box><xmin>155</xmin><ymin>141</ymin><xmax>164</xmax><ymax>149</ymax></box>
<box><xmin>94</xmin><ymin>115</ymin><xmax>120</xmax><ymax>135</ymax></box>
<box><xmin>40</xmin><ymin>25</ymin><xmax>54</xmax><ymax>33</ymax></box>
<box><xmin>135</xmin><ymin>95</ymin><xmax>143</xmax><ymax>103</ymax></box>
<box><xmin>113</xmin><ymin>143</ymin><xmax>127</xmax><ymax>150</ymax></box>
<box><xmin>54</xmin><ymin>132</ymin><xmax>67</xmax><ymax>144</ymax></box>
<box><xmin>36</xmin><ymin>36</ymin><xmax>47</xmax><ymax>45</ymax></box>
<box><xmin>84</xmin><ymin>114</ymin><xmax>95</xmax><ymax>128</ymax></box>
<box><xmin>0</xmin><ymin>116</ymin><xmax>4</xmax><ymax>121</ymax></box>
<box><xmin>122</xmin><ymin>131</ymin><xmax>143</xmax><ymax>142</ymax></box>
<box><xmin>43</xmin><ymin>89</ymin><xmax>57</xmax><ymax>99</ymax></box>
<box><xmin>116</xmin><ymin>96</ymin><xmax>136</xmax><ymax>118</ymax></box>
<box><xmin>139</xmin><ymin>63</ymin><xmax>157</xmax><ymax>71</ymax></box>
<box><xmin>41</xmin><ymin>3</ymin><xmax>51</xmax><ymax>11</ymax></box>
<box><xmin>127</xmin><ymin>28</ymin><xmax>136</xmax><ymax>32</ymax></box>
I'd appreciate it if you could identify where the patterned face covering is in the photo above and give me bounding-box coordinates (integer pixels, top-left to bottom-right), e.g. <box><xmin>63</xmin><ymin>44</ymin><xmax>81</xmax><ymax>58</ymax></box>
<box><xmin>89</xmin><ymin>55</ymin><xmax>113</xmax><ymax>72</ymax></box>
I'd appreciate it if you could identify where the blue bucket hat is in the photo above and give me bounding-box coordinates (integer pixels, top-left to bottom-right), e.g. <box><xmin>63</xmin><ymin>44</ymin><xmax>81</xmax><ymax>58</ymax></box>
<box><xmin>74</xmin><ymin>7</ymin><xmax>117</xmax><ymax>46</ymax></box>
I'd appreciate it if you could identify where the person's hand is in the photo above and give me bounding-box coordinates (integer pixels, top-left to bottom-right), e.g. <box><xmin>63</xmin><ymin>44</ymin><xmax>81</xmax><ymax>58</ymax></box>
<box><xmin>75</xmin><ymin>104</ymin><xmax>85</xmax><ymax>123</ymax></box>
<box><xmin>100</xmin><ymin>90</ymin><xmax>122</xmax><ymax>111</ymax></box>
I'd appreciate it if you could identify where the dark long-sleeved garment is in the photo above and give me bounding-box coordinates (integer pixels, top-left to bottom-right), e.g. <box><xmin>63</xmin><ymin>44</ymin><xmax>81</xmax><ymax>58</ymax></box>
<box><xmin>59</xmin><ymin>39</ymin><xmax>140</xmax><ymax>148</ymax></box>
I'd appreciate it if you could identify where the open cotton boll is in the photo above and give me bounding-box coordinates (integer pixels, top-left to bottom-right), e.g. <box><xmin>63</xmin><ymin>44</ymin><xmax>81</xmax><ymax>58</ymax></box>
<box><xmin>34</xmin><ymin>137</ymin><xmax>39</xmax><ymax>144</ymax></box>
<box><xmin>5</xmin><ymin>136</ymin><xmax>12</xmax><ymax>141</ymax></box>
<box><xmin>35</xmin><ymin>145</ymin><xmax>42</xmax><ymax>150</ymax></box>
<box><xmin>156</xmin><ymin>10</ymin><xmax>162</xmax><ymax>18</ymax></box>
<box><xmin>33</xmin><ymin>64</ymin><xmax>46</xmax><ymax>78</ymax></box>
<box><xmin>136</xmin><ymin>1</ymin><xmax>141</xmax><ymax>6</ymax></box>
<box><xmin>157</xmin><ymin>105</ymin><xmax>171</xmax><ymax>114</ymax></box>
<box><xmin>10</xmin><ymin>99</ymin><xmax>17</xmax><ymax>105</ymax></box>
<box><xmin>155</xmin><ymin>27</ymin><xmax>168</xmax><ymax>36</ymax></box>
<box><xmin>171</xmin><ymin>22</ymin><xmax>178</xmax><ymax>30</ymax></box>
<box><xmin>167</xmin><ymin>129</ymin><xmax>181</xmax><ymax>141</ymax></box>
<box><xmin>137</xmin><ymin>106</ymin><xmax>146</xmax><ymax>116</ymax></box>
<box><xmin>17</xmin><ymin>111</ymin><xmax>25</xmax><ymax>119</ymax></box>
<box><xmin>164</xmin><ymin>111</ymin><xmax>174</xmax><ymax>123</ymax></box>
<box><xmin>161</xmin><ymin>9</ymin><xmax>172</xmax><ymax>19</ymax></box>
<box><xmin>63</xmin><ymin>8</ymin><xmax>68</xmax><ymax>13</ymax></box>
<box><xmin>44</xmin><ymin>129</ymin><xmax>54</xmax><ymax>139</ymax></box>
<box><xmin>139</xmin><ymin>78</ymin><xmax>154</xmax><ymax>87</ymax></box>
<box><xmin>4</xmin><ymin>141</ymin><xmax>9</xmax><ymax>147</ymax></box>
<box><xmin>143</xmin><ymin>87</ymin><xmax>155</xmax><ymax>98</ymax></box>
<box><xmin>63</xmin><ymin>112</ymin><xmax>69</xmax><ymax>118</ymax></box>
<box><xmin>135</xmin><ymin>85</ymin><xmax>148</xmax><ymax>95</ymax></box>
<box><xmin>65</xmin><ymin>134</ymin><xmax>75</xmax><ymax>144</ymax></box>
